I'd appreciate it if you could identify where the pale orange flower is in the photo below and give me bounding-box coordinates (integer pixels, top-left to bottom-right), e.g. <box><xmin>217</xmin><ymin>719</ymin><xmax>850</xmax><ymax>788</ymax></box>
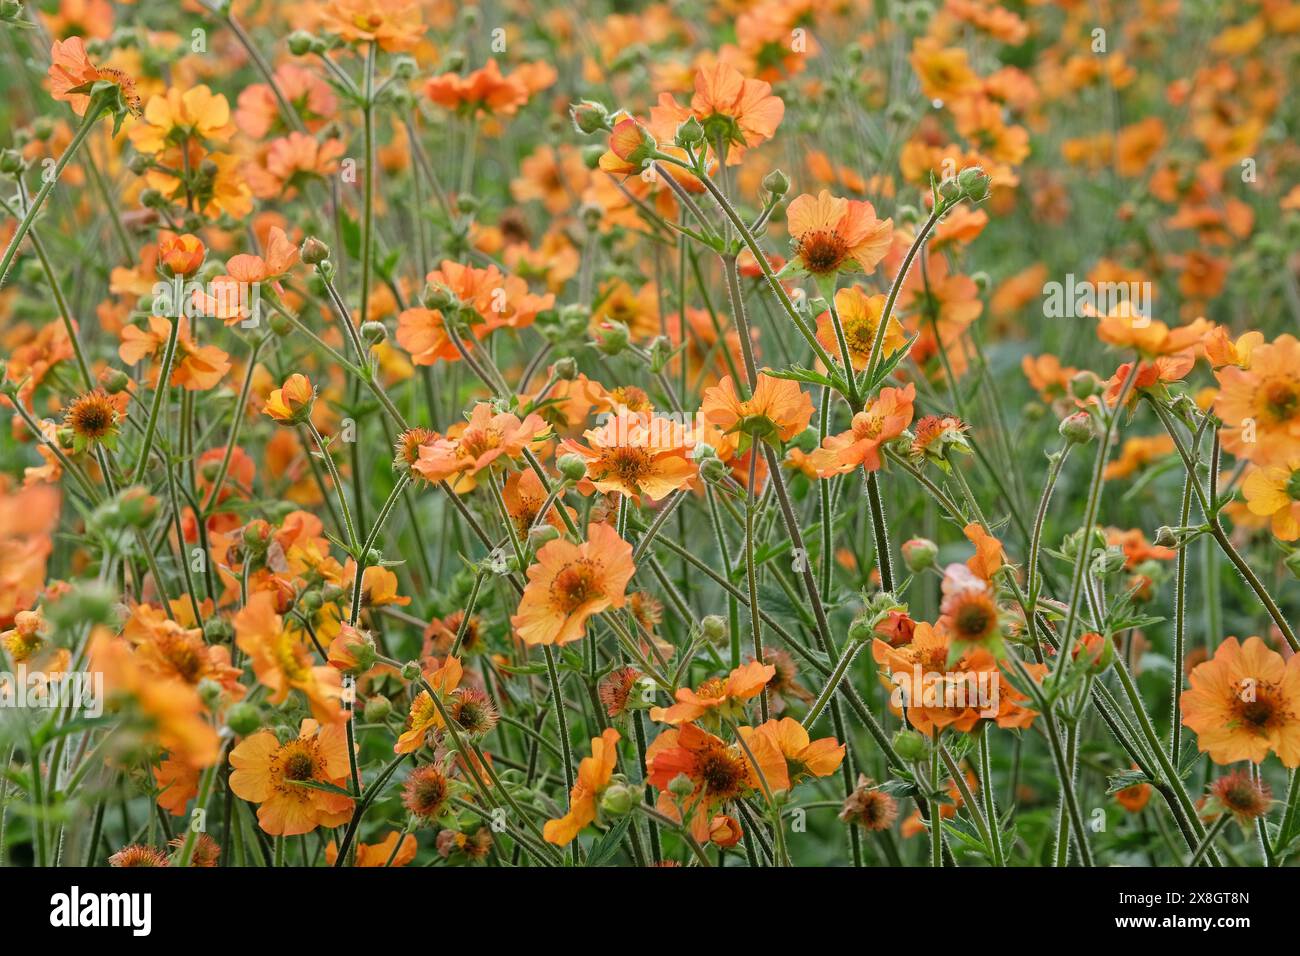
<box><xmin>543</xmin><ymin>728</ymin><xmax>621</xmax><ymax>845</ymax></box>
<box><xmin>412</xmin><ymin>403</ymin><xmax>550</xmax><ymax>485</ymax></box>
<box><xmin>701</xmin><ymin>372</ymin><xmax>814</xmax><ymax>445</ymax></box>
<box><xmin>807</xmin><ymin>384</ymin><xmax>915</xmax><ymax>476</ymax></box>
<box><xmin>784</xmin><ymin>190</ymin><xmax>894</xmax><ymax>278</ymax></box>
<box><xmin>229</xmin><ymin>719</ymin><xmax>354</xmax><ymax>836</ymax></box>
<box><xmin>649</xmin><ymin>660</ymin><xmax>776</xmax><ymax>726</ymax></box>
<box><xmin>511</xmin><ymin>522</ymin><xmax>635</xmax><ymax>646</ymax></box>
<box><xmin>1182</xmin><ymin>637</ymin><xmax>1300</xmax><ymax>766</ymax></box>
<box><xmin>561</xmin><ymin>412</ymin><xmax>697</xmax><ymax>501</ymax></box>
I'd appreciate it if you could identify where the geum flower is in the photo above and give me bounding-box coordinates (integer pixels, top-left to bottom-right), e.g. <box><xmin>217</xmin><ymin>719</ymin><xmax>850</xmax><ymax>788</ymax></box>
<box><xmin>701</xmin><ymin>372</ymin><xmax>814</xmax><ymax>450</ymax></box>
<box><xmin>118</xmin><ymin>316</ymin><xmax>231</xmax><ymax>392</ymax></box>
<box><xmin>544</xmin><ymin>728</ymin><xmax>622</xmax><ymax>845</ymax></box>
<box><xmin>736</xmin><ymin>718</ymin><xmax>846</xmax><ymax>787</ymax></box>
<box><xmin>814</xmin><ymin>286</ymin><xmax>907</xmax><ymax>371</ymax></box>
<box><xmin>511</xmin><ymin>522</ymin><xmax>635</xmax><ymax>646</ymax></box>
<box><xmin>412</xmin><ymin>402</ymin><xmax>550</xmax><ymax>487</ymax></box>
<box><xmin>1181</xmin><ymin>636</ymin><xmax>1300</xmax><ymax>766</ymax></box>
<box><xmin>646</xmin><ymin>722</ymin><xmax>787</xmax><ymax>841</ymax></box>
<box><xmin>394</xmin><ymin>656</ymin><xmax>464</xmax><ymax>754</ymax></box>
<box><xmin>781</xmin><ymin>190</ymin><xmax>893</xmax><ymax>279</ymax></box>
<box><xmin>1242</xmin><ymin>458</ymin><xmax>1300</xmax><ymax>540</ymax></box>
<box><xmin>1215</xmin><ymin>334</ymin><xmax>1300</xmax><ymax>461</ymax></box>
<box><xmin>649</xmin><ymin>660</ymin><xmax>776</xmax><ymax>726</ymax></box>
<box><xmin>228</xmin><ymin>718</ymin><xmax>354</xmax><ymax>836</ymax></box>
<box><xmin>47</xmin><ymin>36</ymin><xmax>141</xmax><ymax>118</ymax></box>
<box><xmin>561</xmin><ymin>411</ymin><xmax>697</xmax><ymax>502</ymax></box>
<box><xmin>234</xmin><ymin>591</ymin><xmax>343</xmax><ymax>725</ymax></box>
<box><xmin>872</xmin><ymin>622</ymin><xmax>1042</xmax><ymax>736</ymax></box>
<box><xmin>807</xmin><ymin>383</ymin><xmax>915</xmax><ymax>477</ymax></box>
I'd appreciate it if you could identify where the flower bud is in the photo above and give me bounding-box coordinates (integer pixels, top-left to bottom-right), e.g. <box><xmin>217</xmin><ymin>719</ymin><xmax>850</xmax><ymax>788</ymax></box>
<box><xmin>557</xmin><ymin>453</ymin><xmax>587</xmax><ymax>483</ymax></box>
<box><xmin>700</xmin><ymin>614</ymin><xmax>728</xmax><ymax>645</ymax></box>
<box><xmin>956</xmin><ymin>165</ymin><xmax>991</xmax><ymax>202</ymax></box>
<box><xmin>675</xmin><ymin>115</ymin><xmax>705</xmax><ymax>148</ymax></box>
<box><xmin>599</xmin><ymin>781</ymin><xmax>638</xmax><ymax>816</ymax></box>
<box><xmin>364</xmin><ymin>694</ymin><xmax>392</xmax><ymax>723</ymax></box>
<box><xmin>226</xmin><ymin>701</ymin><xmax>261</xmax><ymax>736</ymax></box>
<box><xmin>570</xmin><ymin>100</ymin><xmax>611</xmax><ymax>135</ymax></box>
<box><xmin>286</xmin><ymin>30</ymin><xmax>315</xmax><ymax>55</ymax></box>
<box><xmin>1059</xmin><ymin>410</ymin><xmax>1095</xmax><ymax>445</ymax></box>
<box><xmin>401</xmin><ymin>660</ymin><xmax>422</xmax><ymax>682</ymax></box>
<box><xmin>360</xmin><ymin>320</ymin><xmax>387</xmax><ymax>345</ymax></box>
<box><xmin>667</xmin><ymin>773</ymin><xmax>695</xmax><ymax>798</ymax></box>
<box><xmin>893</xmin><ymin>729</ymin><xmax>928</xmax><ymax>762</ymax></box>
<box><xmin>1153</xmin><ymin>526</ymin><xmax>1178</xmax><ymax>549</ymax></box>
<box><xmin>762</xmin><ymin>168</ymin><xmax>790</xmax><ymax>197</ymax></box>
<box><xmin>300</xmin><ymin>236</ymin><xmax>330</xmax><ymax>266</ymax></box>
<box><xmin>593</xmin><ymin>320</ymin><xmax>630</xmax><ymax>356</ymax></box>
<box><xmin>1069</xmin><ymin>370</ymin><xmax>1101</xmax><ymax>400</ymax></box>
<box><xmin>900</xmin><ymin>537</ymin><xmax>938</xmax><ymax>572</ymax></box>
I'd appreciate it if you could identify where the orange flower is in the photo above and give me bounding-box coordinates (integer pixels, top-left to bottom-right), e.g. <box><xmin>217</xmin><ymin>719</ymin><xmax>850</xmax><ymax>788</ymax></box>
<box><xmin>701</xmin><ymin>372</ymin><xmax>814</xmax><ymax>446</ymax></box>
<box><xmin>1096</xmin><ymin>304</ymin><xmax>1212</xmax><ymax>358</ymax></box>
<box><xmin>326</xmin><ymin>831</ymin><xmax>418</xmax><ymax>867</ymax></box>
<box><xmin>807</xmin><ymin>384</ymin><xmax>915</xmax><ymax>476</ymax></box>
<box><xmin>228</xmin><ymin>719</ymin><xmax>354</xmax><ymax>836</ymax></box>
<box><xmin>1103</xmin><ymin>434</ymin><xmax>1175</xmax><ymax>480</ymax></box>
<box><xmin>646</xmin><ymin>722</ymin><xmax>787</xmax><ymax>840</ymax></box>
<box><xmin>263</xmin><ymin>373</ymin><xmax>315</xmax><ymax>424</ymax></box>
<box><xmin>511</xmin><ymin>522</ymin><xmax>635</xmax><ymax>646</ymax></box>
<box><xmin>319</xmin><ymin>0</ymin><xmax>424</xmax><ymax>52</ymax></box>
<box><xmin>964</xmin><ymin>523</ymin><xmax>1006</xmax><ymax>581</ymax></box>
<box><xmin>412</xmin><ymin>403</ymin><xmax>550</xmax><ymax>485</ymax></box>
<box><xmin>784</xmin><ymin>191</ymin><xmax>893</xmax><ymax>278</ymax></box>
<box><xmin>47</xmin><ymin>36</ymin><xmax>140</xmax><ymax>117</ymax></box>
<box><xmin>425</xmin><ymin>60</ymin><xmax>531</xmax><ymax>117</ymax></box>
<box><xmin>543</xmin><ymin>728</ymin><xmax>621</xmax><ymax>845</ymax></box>
<box><xmin>650</xmin><ymin>660</ymin><xmax>776</xmax><ymax>726</ymax></box>
<box><xmin>157</xmin><ymin>232</ymin><xmax>205</xmax><ymax>277</ymax></box>
<box><xmin>688</xmin><ymin>61</ymin><xmax>784</xmax><ymax>160</ymax></box>
<box><xmin>89</xmin><ymin>631</ymin><xmax>221</xmax><ymax>768</ymax></box>
<box><xmin>1215</xmin><ymin>334</ymin><xmax>1300</xmax><ymax>461</ymax></box>
<box><xmin>736</xmin><ymin>718</ymin><xmax>845</xmax><ymax>785</ymax></box>
<box><xmin>814</xmin><ymin>287</ymin><xmax>906</xmax><ymax>370</ymax></box>
<box><xmin>909</xmin><ymin>37</ymin><xmax>980</xmax><ymax>101</ymax></box>
<box><xmin>394</xmin><ymin>655</ymin><xmax>464</xmax><ymax>754</ymax></box>
<box><xmin>128</xmin><ymin>85</ymin><xmax>233</xmax><ymax>154</ymax></box>
<box><xmin>1242</xmin><ymin>459</ymin><xmax>1300</xmax><ymax>540</ymax></box>
<box><xmin>1181</xmin><ymin>636</ymin><xmax>1300</xmax><ymax>766</ymax></box>
<box><xmin>234</xmin><ymin>592</ymin><xmax>343</xmax><ymax>725</ymax></box>
<box><xmin>561</xmin><ymin>412</ymin><xmax>697</xmax><ymax>501</ymax></box>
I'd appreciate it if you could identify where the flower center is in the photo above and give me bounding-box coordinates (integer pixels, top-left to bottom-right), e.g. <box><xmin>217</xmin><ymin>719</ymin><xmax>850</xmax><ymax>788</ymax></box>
<box><xmin>1264</xmin><ymin>381</ymin><xmax>1299</xmax><ymax>422</ymax></box>
<box><xmin>551</xmin><ymin>562</ymin><xmax>603</xmax><ymax>614</ymax></box>
<box><xmin>798</xmin><ymin>231</ymin><xmax>849</xmax><ymax>274</ymax></box>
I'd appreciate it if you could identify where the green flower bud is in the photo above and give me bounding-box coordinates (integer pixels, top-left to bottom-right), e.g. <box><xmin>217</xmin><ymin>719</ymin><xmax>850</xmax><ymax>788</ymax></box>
<box><xmin>893</xmin><ymin>729</ymin><xmax>927</xmax><ymax>762</ymax></box>
<box><xmin>1059</xmin><ymin>410</ymin><xmax>1096</xmax><ymax>445</ymax></box>
<box><xmin>226</xmin><ymin>702</ymin><xmax>262</xmax><ymax>736</ymax></box>
<box><xmin>364</xmin><ymin>695</ymin><xmax>392</xmax><ymax>722</ymax></box>
<box><xmin>557</xmin><ymin>453</ymin><xmax>588</xmax><ymax>482</ymax></box>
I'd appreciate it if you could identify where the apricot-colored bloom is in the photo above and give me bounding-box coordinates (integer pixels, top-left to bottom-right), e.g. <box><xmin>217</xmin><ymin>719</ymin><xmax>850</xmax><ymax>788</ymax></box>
<box><xmin>702</xmin><ymin>373</ymin><xmax>814</xmax><ymax>445</ymax></box>
<box><xmin>872</xmin><ymin>622</ymin><xmax>1041</xmax><ymax>735</ymax></box>
<box><xmin>646</xmin><ymin>722</ymin><xmax>787</xmax><ymax>840</ymax></box>
<box><xmin>910</xmin><ymin>37</ymin><xmax>980</xmax><ymax>101</ymax></box>
<box><xmin>394</xmin><ymin>656</ymin><xmax>465</xmax><ymax>754</ymax></box>
<box><xmin>263</xmin><ymin>374</ymin><xmax>315</xmax><ymax>424</ymax></box>
<box><xmin>1216</xmin><ymin>334</ymin><xmax>1300</xmax><ymax>461</ymax></box>
<box><xmin>319</xmin><ymin>0</ymin><xmax>424</xmax><ymax>52</ymax></box>
<box><xmin>511</xmin><ymin>522</ymin><xmax>635</xmax><ymax>646</ymax></box>
<box><xmin>784</xmin><ymin>191</ymin><xmax>894</xmax><ymax>277</ymax></box>
<box><xmin>157</xmin><ymin>232</ymin><xmax>205</xmax><ymax>277</ymax></box>
<box><xmin>737</xmin><ymin>718</ymin><xmax>845</xmax><ymax>785</ymax></box>
<box><xmin>561</xmin><ymin>412</ymin><xmax>696</xmax><ymax>502</ymax></box>
<box><xmin>425</xmin><ymin>60</ymin><xmax>534</xmax><ymax>116</ymax></box>
<box><xmin>229</xmin><ymin>719</ymin><xmax>354</xmax><ymax>836</ymax></box>
<box><xmin>815</xmin><ymin>287</ymin><xmax>906</xmax><ymax>370</ymax></box>
<box><xmin>47</xmin><ymin>36</ymin><xmax>140</xmax><ymax>117</ymax></box>
<box><xmin>326</xmin><ymin>831</ymin><xmax>419</xmax><ymax>867</ymax></box>
<box><xmin>964</xmin><ymin>523</ymin><xmax>1006</xmax><ymax>581</ymax></box>
<box><xmin>89</xmin><ymin>631</ymin><xmax>221</xmax><ymax>768</ymax></box>
<box><xmin>1103</xmin><ymin>434</ymin><xmax>1175</xmax><ymax>480</ymax></box>
<box><xmin>1096</xmin><ymin>305</ymin><xmax>1212</xmax><ymax>358</ymax></box>
<box><xmin>543</xmin><ymin>728</ymin><xmax>621</xmax><ymax>845</ymax></box>
<box><xmin>412</xmin><ymin>403</ymin><xmax>550</xmax><ymax>485</ymax></box>
<box><xmin>688</xmin><ymin>61</ymin><xmax>784</xmax><ymax>158</ymax></box>
<box><xmin>807</xmin><ymin>384</ymin><xmax>915</xmax><ymax>476</ymax></box>
<box><xmin>1242</xmin><ymin>459</ymin><xmax>1300</xmax><ymax>540</ymax></box>
<box><xmin>1181</xmin><ymin>636</ymin><xmax>1300</xmax><ymax>766</ymax></box>
<box><xmin>650</xmin><ymin>660</ymin><xmax>775</xmax><ymax>726</ymax></box>
<box><xmin>129</xmin><ymin>85</ymin><xmax>233</xmax><ymax>153</ymax></box>
<box><xmin>234</xmin><ymin>592</ymin><xmax>342</xmax><ymax>725</ymax></box>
